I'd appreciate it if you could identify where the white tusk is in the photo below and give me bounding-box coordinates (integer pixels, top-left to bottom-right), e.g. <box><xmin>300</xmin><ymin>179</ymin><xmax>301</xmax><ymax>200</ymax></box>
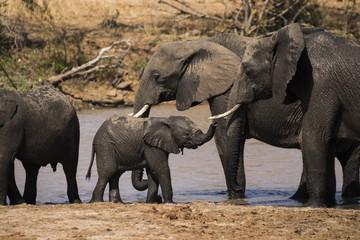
<box><xmin>133</xmin><ymin>104</ymin><xmax>150</xmax><ymax>117</ymax></box>
<box><xmin>208</xmin><ymin>104</ymin><xmax>241</xmax><ymax>120</ymax></box>
<box><xmin>128</xmin><ymin>113</ymin><xmax>134</xmax><ymax>116</ymax></box>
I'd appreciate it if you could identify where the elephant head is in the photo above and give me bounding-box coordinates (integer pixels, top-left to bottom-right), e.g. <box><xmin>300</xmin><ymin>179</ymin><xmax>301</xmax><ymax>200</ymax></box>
<box><xmin>144</xmin><ymin>116</ymin><xmax>217</xmax><ymax>154</ymax></box>
<box><xmin>210</xmin><ymin>23</ymin><xmax>306</xmax><ymax>120</ymax></box>
<box><xmin>132</xmin><ymin>116</ymin><xmax>216</xmax><ymax>192</ymax></box>
<box><xmin>132</xmin><ymin>40</ymin><xmax>242</xmax><ymax>117</ymax></box>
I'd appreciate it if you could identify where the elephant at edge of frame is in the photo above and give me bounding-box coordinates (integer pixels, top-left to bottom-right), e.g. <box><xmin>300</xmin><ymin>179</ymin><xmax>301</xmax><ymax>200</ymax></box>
<box><xmin>215</xmin><ymin>23</ymin><xmax>360</xmax><ymax>207</ymax></box>
<box><xmin>0</xmin><ymin>86</ymin><xmax>81</xmax><ymax>205</ymax></box>
<box><xmin>130</xmin><ymin>30</ymin><xmax>360</xmax><ymax>202</ymax></box>
<box><xmin>86</xmin><ymin>115</ymin><xmax>217</xmax><ymax>203</ymax></box>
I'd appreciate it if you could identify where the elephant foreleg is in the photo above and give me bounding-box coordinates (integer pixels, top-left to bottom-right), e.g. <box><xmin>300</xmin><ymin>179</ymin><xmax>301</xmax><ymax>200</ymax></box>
<box><xmin>144</xmin><ymin>148</ymin><xmax>173</xmax><ymax>203</ymax></box>
<box><xmin>108</xmin><ymin>171</ymin><xmax>123</xmax><ymax>203</ymax></box>
<box><xmin>22</xmin><ymin>162</ymin><xmax>40</xmax><ymax>204</ymax></box>
<box><xmin>302</xmin><ymin>107</ymin><xmax>338</xmax><ymax>207</ymax></box>
<box><xmin>290</xmin><ymin>167</ymin><xmax>309</xmax><ymax>202</ymax></box>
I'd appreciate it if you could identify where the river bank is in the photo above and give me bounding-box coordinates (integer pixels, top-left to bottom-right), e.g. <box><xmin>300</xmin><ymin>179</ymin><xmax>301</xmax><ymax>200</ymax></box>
<box><xmin>1</xmin><ymin>202</ymin><xmax>359</xmax><ymax>239</ymax></box>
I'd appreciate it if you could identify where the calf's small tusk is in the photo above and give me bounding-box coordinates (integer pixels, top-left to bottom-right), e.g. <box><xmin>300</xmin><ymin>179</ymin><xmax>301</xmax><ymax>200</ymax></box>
<box><xmin>208</xmin><ymin>104</ymin><xmax>241</xmax><ymax>120</ymax></box>
<box><xmin>133</xmin><ymin>104</ymin><xmax>150</xmax><ymax>117</ymax></box>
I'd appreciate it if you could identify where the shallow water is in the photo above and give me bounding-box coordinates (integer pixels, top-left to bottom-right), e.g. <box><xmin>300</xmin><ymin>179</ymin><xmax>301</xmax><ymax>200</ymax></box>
<box><xmin>13</xmin><ymin>104</ymin><xmax>359</xmax><ymax>208</ymax></box>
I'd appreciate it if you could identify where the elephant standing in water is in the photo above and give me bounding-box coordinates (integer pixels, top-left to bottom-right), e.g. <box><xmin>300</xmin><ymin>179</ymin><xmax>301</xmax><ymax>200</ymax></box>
<box><xmin>0</xmin><ymin>86</ymin><xmax>81</xmax><ymax>205</ymax></box>
<box><xmin>131</xmin><ymin>31</ymin><xmax>360</xmax><ymax>202</ymax></box>
<box><xmin>86</xmin><ymin>115</ymin><xmax>216</xmax><ymax>203</ymax></box>
<box><xmin>219</xmin><ymin>23</ymin><xmax>360</xmax><ymax>207</ymax></box>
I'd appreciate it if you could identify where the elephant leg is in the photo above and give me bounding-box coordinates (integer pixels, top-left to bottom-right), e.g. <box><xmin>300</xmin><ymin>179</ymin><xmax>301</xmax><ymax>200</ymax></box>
<box><xmin>22</xmin><ymin>162</ymin><xmax>40</xmax><ymax>204</ymax></box>
<box><xmin>90</xmin><ymin>146</ymin><xmax>117</xmax><ymax>203</ymax></box>
<box><xmin>290</xmin><ymin>166</ymin><xmax>309</xmax><ymax>202</ymax></box>
<box><xmin>145</xmin><ymin>168</ymin><xmax>161</xmax><ymax>203</ymax></box>
<box><xmin>62</xmin><ymin>130</ymin><xmax>82</xmax><ymax>204</ymax></box>
<box><xmin>336</xmin><ymin>142</ymin><xmax>360</xmax><ymax>198</ymax></box>
<box><xmin>144</xmin><ymin>148</ymin><xmax>173</xmax><ymax>203</ymax></box>
<box><xmin>7</xmin><ymin>158</ymin><xmax>25</xmax><ymax>205</ymax></box>
<box><xmin>108</xmin><ymin>171</ymin><xmax>123</xmax><ymax>203</ymax></box>
<box><xmin>302</xmin><ymin>109</ymin><xmax>337</xmax><ymax>207</ymax></box>
<box><xmin>0</xmin><ymin>151</ymin><xmax>12</xmax><ymax>205</ymax></box>
<box><xmin>62</xmin><ymin>161</ymin><xmax>81</xmax><ymax>204</ymax></box>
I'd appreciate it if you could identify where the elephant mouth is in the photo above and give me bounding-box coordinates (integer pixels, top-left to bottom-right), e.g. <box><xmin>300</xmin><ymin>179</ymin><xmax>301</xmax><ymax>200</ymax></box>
<box><xmin>183</xmin><ymin>143</ymin><xmax>198</xmax><ymax>149</ymax></box>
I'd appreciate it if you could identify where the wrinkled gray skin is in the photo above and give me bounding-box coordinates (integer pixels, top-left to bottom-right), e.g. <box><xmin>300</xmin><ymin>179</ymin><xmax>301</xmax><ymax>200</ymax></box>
<box><xmin>226</xmin><ymin>23</ymin><xmax>360</xmax><ymax>207</ymax></box>
<box><xmin>86</xmin><ymin>115</ymin><xmax>216</xmax><ymax>203</ymax></box>
<box><xmin>0</xmin><ymin>86</ymin><xmax>81</xmax><ymax>205</ymax></box>
<box><xmin>132</xmin><ymin>31</ymin><xmax>360</xmax><ymax>202</ymax></box>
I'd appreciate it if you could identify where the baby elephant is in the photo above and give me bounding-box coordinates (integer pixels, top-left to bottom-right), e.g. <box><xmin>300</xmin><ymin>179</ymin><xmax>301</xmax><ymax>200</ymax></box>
<box><xmin>86</xmin><ymin>115</ymin><xmax>216</xmax><ymax>203</ymax></box>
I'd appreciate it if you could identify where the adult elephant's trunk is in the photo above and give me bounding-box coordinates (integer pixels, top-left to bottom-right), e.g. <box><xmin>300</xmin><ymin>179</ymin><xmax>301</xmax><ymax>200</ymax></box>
<box><xmin>131</xmin><ymin>169</ymin><xmax>148</xmax><ymax>191</ymax></box>
<box><xmin>193</xmin><ymin>122</ymin><xmax>217</xmax><ymax>146</ymax></box>
<box><xmin>132</xmin><ymin>73</ymin><xmax>154</xmax><ymax>118</ymax></box>
<box><xmin>225</xmin><ymin>108</ymin><xmax>246</xmax><ymax>199</ymax></box>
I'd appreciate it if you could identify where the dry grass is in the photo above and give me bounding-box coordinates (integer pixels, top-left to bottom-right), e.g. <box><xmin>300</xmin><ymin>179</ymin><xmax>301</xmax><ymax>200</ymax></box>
<box><xmin>4</xmin><ymin>0</ymin><xmax>230</xmax><ymax>27</ymax></box>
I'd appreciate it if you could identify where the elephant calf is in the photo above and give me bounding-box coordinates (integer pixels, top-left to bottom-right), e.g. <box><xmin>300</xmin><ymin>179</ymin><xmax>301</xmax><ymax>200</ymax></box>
<box><xmin>86</xmin><ymin>115</ymin><xmax>216</xmax><ymax>203</ymax></box>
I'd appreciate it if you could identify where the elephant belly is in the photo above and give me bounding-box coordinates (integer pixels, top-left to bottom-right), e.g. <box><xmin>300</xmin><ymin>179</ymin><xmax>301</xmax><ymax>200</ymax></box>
<box><xmin>17</xmin><ymin>134</ymin><xmax>71</xmax><ymax>165</ymax></box>
<box><xmin>114</xmin><ymin>148</ymin><xmax>144</xmax><ymax>170</ymax></box>
<box><xmin>118</xmin><ymin>159</ymin><xmax>147</xmax><ymax>171</ymax></box>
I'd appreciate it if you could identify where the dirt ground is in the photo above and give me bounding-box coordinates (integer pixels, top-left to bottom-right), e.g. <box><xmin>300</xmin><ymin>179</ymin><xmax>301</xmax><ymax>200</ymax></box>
<box><xmin>1</xmin><ymin>202</ymin><xmax>359</xmax><ymax>239</ymax></box>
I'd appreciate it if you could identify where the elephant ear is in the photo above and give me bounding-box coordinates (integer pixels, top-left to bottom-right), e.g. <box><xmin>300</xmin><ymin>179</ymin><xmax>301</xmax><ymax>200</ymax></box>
<box><xmin>176</xmin><ymin>41</ymin><xmax>242</xmax><ymax>111</ymax></box>
<box><xmin>271</xmin><ymin>23</ymin><xmax>305</xmax><ymax>103</ymax></box>
<box><xmin>0</xmin><ymin>95</ymin><xmax>18</xmax><ymax>128</ymax></box>
<box><xmin>144</xmin><ymin>118</ymin><xmax>180</xmax><ymax>154</ymax></box>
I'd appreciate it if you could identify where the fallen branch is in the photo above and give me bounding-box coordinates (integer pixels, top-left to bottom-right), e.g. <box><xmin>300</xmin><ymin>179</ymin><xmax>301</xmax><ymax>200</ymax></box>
<box><xmin>46</xmin><ymin>40</ymin><xmax>131</xmax><ymax>86</ymax></box>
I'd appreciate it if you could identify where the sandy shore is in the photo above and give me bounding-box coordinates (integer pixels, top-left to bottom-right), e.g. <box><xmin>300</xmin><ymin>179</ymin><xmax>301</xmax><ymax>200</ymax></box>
<box><xmin>1</xmin><ymin>202</ymin><xmax>359</xmax><ymax>239</ymax></box>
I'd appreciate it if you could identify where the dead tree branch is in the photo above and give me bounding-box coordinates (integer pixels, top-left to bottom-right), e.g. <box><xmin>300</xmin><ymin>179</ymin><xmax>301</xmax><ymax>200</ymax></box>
<box><xmin>46</xmin><ymin>40</ymin><xmax>131</xmax><ymax>86</ymax></box>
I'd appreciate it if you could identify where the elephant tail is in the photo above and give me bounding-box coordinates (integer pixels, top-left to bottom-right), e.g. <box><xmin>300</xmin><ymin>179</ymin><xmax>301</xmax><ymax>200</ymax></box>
<box><xmin>86</xmin><ymin>144</ymin><xmax>96</xmax><ymax>180</ymax></box>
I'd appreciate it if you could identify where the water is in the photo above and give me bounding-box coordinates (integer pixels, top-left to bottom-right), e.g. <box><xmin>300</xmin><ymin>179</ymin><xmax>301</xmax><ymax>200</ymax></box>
<box><xmin>13</xmin><ymin>104</ymin><xmax>358</xmax><ymax>208</ymax></box>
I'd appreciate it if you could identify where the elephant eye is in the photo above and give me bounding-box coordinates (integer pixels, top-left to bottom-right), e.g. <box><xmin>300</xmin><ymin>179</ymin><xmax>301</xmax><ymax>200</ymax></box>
<box><xmin>153</xmin><ymin>73</ymin><xmax>160</xmax><ymax>81</ymax></box>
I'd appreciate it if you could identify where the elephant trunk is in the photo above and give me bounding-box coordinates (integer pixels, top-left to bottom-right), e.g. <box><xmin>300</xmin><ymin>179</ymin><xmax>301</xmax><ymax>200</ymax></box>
<box><xmin>193</xmin><ymin>122</ymin><xmax>217</xmax><ymax>146</ymax></box>
<box><xmin>224</xmin><ymin>108</ymin><xmax>246</xmax><ymax>199</ymax></box>
<box><xmin>133</xmin><ymin>90</ymin><xmax>151</xmax><ymax>118</ymax></box>
<box><xmin>131</xmin><ymin>169</ymin><xmax>148</xmax><ymax>191</ymax></box>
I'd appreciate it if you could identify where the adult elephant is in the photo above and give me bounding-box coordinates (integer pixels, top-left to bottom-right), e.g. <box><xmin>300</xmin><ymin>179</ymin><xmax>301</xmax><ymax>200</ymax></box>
<box><xmin>0</xmin><ymin>86</ymin><xmax>81</xmax><ymax>205</ymax></box>
<box><xmin>132</xmin><ymin>31</ymin><xmax>360</xmax><ymax>201</ymax></box>
<box><xmin>217</xmin><ymin>23</ymin><xmax>360</xmax><ymax>207</ymax></box>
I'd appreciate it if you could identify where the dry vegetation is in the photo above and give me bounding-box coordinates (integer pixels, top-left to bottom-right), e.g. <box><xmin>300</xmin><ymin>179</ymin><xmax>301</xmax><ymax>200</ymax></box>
<box><xmin>0</xmin><ymin>0</ymin><xmax>359</xmax><ymax>109</ymax></box>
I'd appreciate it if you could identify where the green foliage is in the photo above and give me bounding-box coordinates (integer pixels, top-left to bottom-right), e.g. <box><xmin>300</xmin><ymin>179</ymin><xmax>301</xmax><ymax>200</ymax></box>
<box><xmin>132</xmin><ymin>58</ymin><xmax>148</xmax><ymax>72</ymax></box>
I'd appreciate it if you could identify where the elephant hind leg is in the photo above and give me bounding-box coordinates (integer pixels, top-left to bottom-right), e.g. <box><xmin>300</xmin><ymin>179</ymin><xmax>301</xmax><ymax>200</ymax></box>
<box><xmin>7</xmin><ymin>159</ymin><xmax>25</xmax><ymax>205</ymax></box>
<box><xmin>62</xmin><ymin>161</ymin><xmax>82</xmax><ymax>204</ymax></box>
<box><xmin>108</xmin><ymin>171</ymin><xmax>124</xmax><ymax>203</ymax></box>
<box><xmin>90</xmin><ymin>146</ymin><xmax>118</xmax><ymax>203</ymax></box>
<box><xmin>22</xmin><ymin>162</ymin><xmax>40</xmax><ymax>204</ymax></box>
